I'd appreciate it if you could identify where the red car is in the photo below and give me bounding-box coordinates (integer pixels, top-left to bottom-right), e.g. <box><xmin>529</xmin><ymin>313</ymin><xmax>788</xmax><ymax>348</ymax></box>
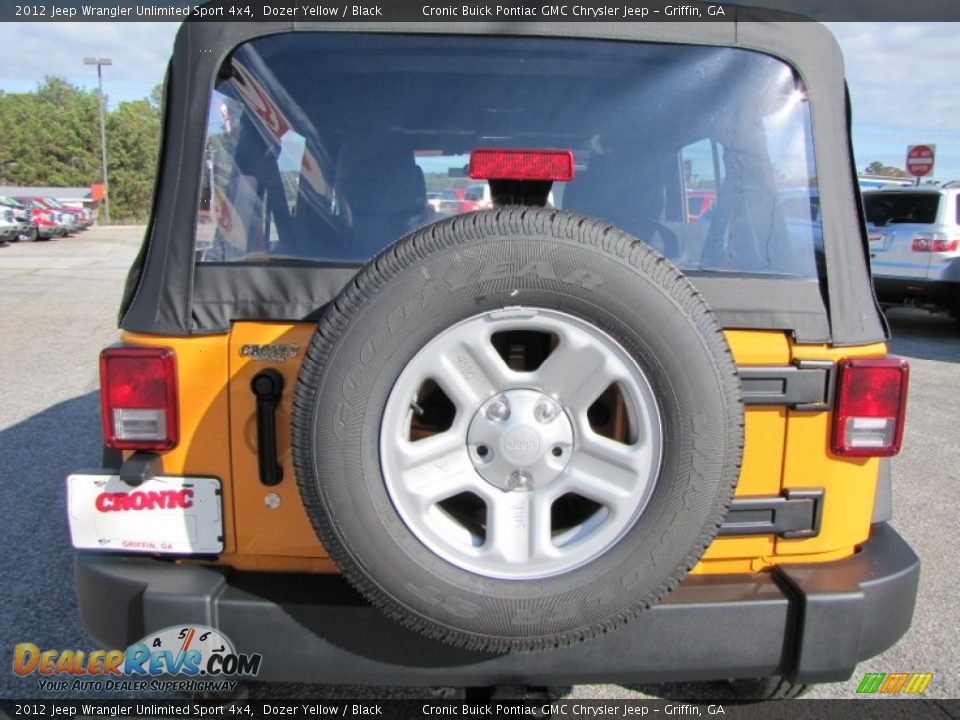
<box><xmin>435</xmin><ymin>187</ymin><xmax>466</xmax><ymax>215</ymax></box>
<box><xmin>18</xmin><ymin>197</ymin><xmax>91</xmax><ymax>231</ymax></box>
<box><xmin>41</xmin><ymin>197</ymin><xmax>94</xmax><ymax>228</ymax></box>
<box><xmin>10</xmin><ymin>201</ymin><xmax>62</xmax><ymax>239</ymax></box>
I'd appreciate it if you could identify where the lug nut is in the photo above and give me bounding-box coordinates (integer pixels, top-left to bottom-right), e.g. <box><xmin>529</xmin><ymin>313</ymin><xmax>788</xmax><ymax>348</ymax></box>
<box><xmin>534</xmin><ymin>399</ymin><xmax>560</xmax><ymax>423</ymax></box>
<box><xmin>509</xmin><ymin>470</ymin><xmax>533</xmax><ymax>491</ymax></box>
<box><xmin>486</xmin><ymin>396</ymin><xmax>511</xmax><ymax>422</ymax></box>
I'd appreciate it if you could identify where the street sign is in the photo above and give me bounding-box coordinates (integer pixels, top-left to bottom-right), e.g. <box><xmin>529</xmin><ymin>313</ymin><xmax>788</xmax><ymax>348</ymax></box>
<box><xmin>906</xmin><ymin>145</ymin><xmax>936</xmax><ymax>178</ymax></box>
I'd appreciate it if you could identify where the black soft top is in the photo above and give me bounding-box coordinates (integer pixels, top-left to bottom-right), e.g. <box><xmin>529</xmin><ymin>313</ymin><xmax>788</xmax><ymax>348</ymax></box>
<box><xmin>120</xmin><ymin>9</ymin><xmax>886</xmax><ymax>345</ymax></box>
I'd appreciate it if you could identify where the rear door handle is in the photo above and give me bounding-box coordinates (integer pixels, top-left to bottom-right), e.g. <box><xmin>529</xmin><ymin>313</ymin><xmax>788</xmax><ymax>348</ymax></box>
<box><xmin>251</xmin><ymin>370</ymin><xmax>284</xmax><ymax>487</ymax></box>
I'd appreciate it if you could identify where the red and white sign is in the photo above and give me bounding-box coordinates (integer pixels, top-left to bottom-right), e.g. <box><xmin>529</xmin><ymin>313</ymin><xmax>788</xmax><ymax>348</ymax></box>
<box><xmin>906</xmin><ymin>145</ymin><xmax>936</xmax><ymax>178</ymax></box>
<box><xmin>67</xmin><ymin>474</ymin><xmax>222</xmax><ymax>554</ymax></box>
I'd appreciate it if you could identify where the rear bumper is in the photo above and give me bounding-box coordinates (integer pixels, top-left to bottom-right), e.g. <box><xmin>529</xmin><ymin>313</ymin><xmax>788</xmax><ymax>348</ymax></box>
<box><xmin>75</xmin><ymin>523</ymin><xmax>918</xmax><ymax>686</ymax></box>
<box><xmin>874</xmin><ymin>275</ymin><xmax>960</xmax><ymax>310</ymax></box>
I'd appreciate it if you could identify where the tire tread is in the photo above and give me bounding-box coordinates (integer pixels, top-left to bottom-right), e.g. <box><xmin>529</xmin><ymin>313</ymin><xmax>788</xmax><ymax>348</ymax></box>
<box><xmin>291</xmin><ymin>208</ymin><xmax>743</xmax><ymax>652</ymax></box>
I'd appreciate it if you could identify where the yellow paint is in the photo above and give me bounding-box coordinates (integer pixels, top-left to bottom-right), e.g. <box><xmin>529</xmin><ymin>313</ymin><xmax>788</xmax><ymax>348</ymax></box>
<box><xmin>121</xmin><ymin>332</ymin><xmax>237</xmax><ymax>554</ymax></box>
<box><xmin>696</xmin><ymin>331</ymin><xmax>888</xmax><ymax>572</ymax></box>
<box><xmin>225</xmin><ymin>323</ymin><xmax>327</xmax><ymax>560</ymax></box>
<box><xmin>192</xmin><ymin>555</ymin><xmax>338</xmax><ymax>573</ymax></box>
<box><xmin>791</xmin><ymin>341</ymin><xmax>889</xmax><ymax>362</ymax></box>
<box><xmin>119</xmin><ymin>326</ymin><xmax>891</xmax><ymax>575</ymax></box>
<box><xmin>724</xmin><ymin>330</ymin><xmax>792</xmax><ymax>365</ymax></box>
<box><xmin>735</xmin><ymin>406</ymin><xmax>788</xmax><ymax>496</ymax></box>
<box><xmin>772</xmin><ymin>338</ymin><xmax>888</xmax><ymax>556</ymax></box>
<box><xmin>698</xmin><ymin>331</ymin><xmax>790</xmax><ymax>565</ymax></box>
<box><xmin>121</xmin><ymin>326</ymin><xmax>330</xmax><ymax>569</ymax></box>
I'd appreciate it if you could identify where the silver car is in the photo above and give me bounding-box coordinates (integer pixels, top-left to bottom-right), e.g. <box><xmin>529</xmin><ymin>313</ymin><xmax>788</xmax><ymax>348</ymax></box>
<box><xmin>865</xmin><ymin>183</ymin><xmax>960</xmax><ymax>321</ymax></box>
<box><xmin>0</xmin><ymin>209</ymin><xmax>16</xmax><ymax>245</ymax></box>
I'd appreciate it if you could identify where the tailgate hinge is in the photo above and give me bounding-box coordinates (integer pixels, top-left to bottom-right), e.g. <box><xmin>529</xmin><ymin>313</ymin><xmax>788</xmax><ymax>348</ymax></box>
<box><xmin>739</xmin><ymin>360</ymin><xmax>835</xmax><ymax>410</ymax></box>
<box><xmin>719</xmin><ymin>488</ymin><xmax>825</xmax><ymax>539</ymax></box>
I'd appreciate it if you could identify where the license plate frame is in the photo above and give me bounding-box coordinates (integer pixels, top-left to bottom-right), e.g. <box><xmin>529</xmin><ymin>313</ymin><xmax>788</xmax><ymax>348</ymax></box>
<box><xmin>67</xmin><ymin>474</ymin><xmax>223</xmax><ymax>555</ymax></box>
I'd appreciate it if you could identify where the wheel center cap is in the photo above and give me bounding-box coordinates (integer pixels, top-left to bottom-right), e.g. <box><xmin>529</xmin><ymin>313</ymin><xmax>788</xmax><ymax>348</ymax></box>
<box><xmin>500</xmin><ymin>426</ymin><xmax>542</xmax><ymax>466</ymax></box>
<box><xmin>467</xmin><ymin>389</ymin><xmax>574</xmax><ymax>492</ymax></box>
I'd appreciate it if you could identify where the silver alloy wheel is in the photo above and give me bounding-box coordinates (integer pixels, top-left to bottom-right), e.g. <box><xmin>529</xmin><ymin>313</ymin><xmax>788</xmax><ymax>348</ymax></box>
<box><xmin>379</xmin><ymin>307</ymin><xmax>663</xmax><ymax>580</ymax></box>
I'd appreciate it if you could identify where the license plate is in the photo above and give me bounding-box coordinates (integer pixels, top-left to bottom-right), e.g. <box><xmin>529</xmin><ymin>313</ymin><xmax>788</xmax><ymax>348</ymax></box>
<box><xmin>868</xmin><ymin>232</ymin><xmax>891</xmax><ymax>251</ymax></box>
<box><xmin>67</xmin><ymin>474</ymin><xmax>223</xmax><ymax>554</ymax></box>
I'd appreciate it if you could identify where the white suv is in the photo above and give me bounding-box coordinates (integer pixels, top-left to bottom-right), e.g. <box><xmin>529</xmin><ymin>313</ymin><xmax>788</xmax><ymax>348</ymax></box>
<box><xmin>0</xmin><ymin>208</ymin><xmax>18</xmax><ymax>246</ymax></box>
<box><xmin>865</xmin><ymin>183</ymin><xmax>960</xmax><ymax>322</ymax></box>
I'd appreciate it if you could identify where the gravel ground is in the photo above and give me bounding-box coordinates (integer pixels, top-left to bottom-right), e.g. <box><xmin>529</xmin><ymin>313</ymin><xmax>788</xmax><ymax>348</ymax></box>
<box><xmin>0</xmin><ymin>227</ymin><xmax>957</xmax><ymax>702</ymax></box>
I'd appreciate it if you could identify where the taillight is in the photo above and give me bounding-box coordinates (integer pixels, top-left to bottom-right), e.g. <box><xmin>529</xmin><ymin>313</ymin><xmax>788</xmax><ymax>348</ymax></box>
<box><xmin>100</xmin><ymin>346</ymin><xmax>178</xmax><ymax>450</ymax></box>
<box><xmin>469</xmin><ymin>148</ymin><xmax>575</xmax><ymax>182</ymax></box>
<box><xmin>832</xmin><ymin>357</ymin><xmax>909</xmax><ymax>457</ymax></box>
<box><xmin>911</xmin><ymin>233</ymin><xmax>959</xmax><ymax>253</ymax></box>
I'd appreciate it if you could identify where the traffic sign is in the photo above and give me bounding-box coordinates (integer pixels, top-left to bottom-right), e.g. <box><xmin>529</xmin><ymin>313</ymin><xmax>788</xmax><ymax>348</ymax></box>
<box><xmin>906</xmin><ymin>145</ymin><xmax>936</xmax><ymax>178</ymax></box>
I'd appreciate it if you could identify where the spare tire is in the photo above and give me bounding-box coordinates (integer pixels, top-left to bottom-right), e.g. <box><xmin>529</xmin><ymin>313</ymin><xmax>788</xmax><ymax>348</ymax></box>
<box><xmin>292</xmin><ymin>208</ymin><xmax>743</xmax><ymax>652</ymax></box>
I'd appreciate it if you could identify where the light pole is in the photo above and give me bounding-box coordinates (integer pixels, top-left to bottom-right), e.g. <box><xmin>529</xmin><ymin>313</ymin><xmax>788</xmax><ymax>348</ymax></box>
<box><xmin>84</xmin><ymin>57</ymin><xmax>112</xmax><ymax>224</ymax></box>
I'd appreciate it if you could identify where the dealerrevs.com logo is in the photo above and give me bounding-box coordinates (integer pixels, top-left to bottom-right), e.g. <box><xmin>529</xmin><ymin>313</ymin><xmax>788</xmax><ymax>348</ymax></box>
<box><xmin>13</xmin><ymin>625</ymin><xmax>262</xmax><ymax>693</ymax></box>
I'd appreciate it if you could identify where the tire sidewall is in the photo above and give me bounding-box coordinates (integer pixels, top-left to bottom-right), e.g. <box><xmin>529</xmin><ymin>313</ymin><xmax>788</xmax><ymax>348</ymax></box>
<box><xmin>298</xmin><ymin>215</ymin><xmax>741</xmax><ymax>647</ymax></box>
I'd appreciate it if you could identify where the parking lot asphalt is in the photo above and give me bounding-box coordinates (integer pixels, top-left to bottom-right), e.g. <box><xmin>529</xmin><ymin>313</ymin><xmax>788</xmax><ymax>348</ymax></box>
<box><xmin>0</xmin><ymin>227</ymin><xmax>957</xmax><ymax>701</ymax></box>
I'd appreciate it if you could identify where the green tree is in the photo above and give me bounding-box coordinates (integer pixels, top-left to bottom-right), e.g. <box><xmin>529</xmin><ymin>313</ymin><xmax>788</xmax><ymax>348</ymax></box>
<box><xmin>148</xmin><ymin>82</ymin><xmax>164</xmax><ymax>117</ymax></box>
<box><xmin>864</xmin><ymin>161</ymin><xmax>909</xmax><ymax>178</ymax></box>
<box><xmin>106</xmin><ymin>99</ymin><xmax>160</xmax><ymax>221</ymax></box>
<box><xmin>0</xmin><ymin>77</ymin><xmax>100</xmax><ymax>186</ymax></box>
<box><xmin>0</xmin><ymin>76</ymin><xmax>163</xmax><ymax>221</ymax></box>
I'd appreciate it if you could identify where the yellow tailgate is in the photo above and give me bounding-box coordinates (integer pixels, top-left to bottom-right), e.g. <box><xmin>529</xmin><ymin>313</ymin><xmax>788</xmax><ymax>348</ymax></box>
<box><xmin>122</xmin><ymin>326</ymin><xmax>889</xmax><ymax>574</ymax></box>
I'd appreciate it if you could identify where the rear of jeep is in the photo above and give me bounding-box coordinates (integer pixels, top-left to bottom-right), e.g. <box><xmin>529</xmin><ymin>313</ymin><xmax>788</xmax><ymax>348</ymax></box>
<box><xmin>68</xmin><ymin>17</ymin><xmax>919</xmax><ymax>694</ymax></box>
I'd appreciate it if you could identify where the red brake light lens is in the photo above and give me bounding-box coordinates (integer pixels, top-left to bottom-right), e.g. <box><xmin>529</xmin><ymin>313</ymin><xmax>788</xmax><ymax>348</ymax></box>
<box><xmin>469</xmin><ymin>148</ymin><xmax>575</xmax><ymax>182</ymax></box>
<box><xmin>832</xmin><ymin>357</ymin><xmax>909</xmax><ymax>457</ymax></box>
<box><xmin>911</xmin><ymin>234</ymin><xmax>960</xmax><ymax>253</ymax></box>
<box><xmin>100</xmin><ymin>346</ymin><xmax>178</xmax><ymax>450</ymax></box>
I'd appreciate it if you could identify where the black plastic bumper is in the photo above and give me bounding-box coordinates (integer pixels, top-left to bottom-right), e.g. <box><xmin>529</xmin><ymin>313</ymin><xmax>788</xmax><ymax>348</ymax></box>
<box><xmin>874</xmin><ymin>276</ymin><xmax>960</xmax><ymax>309</ymax></box>
<box><xmin>75</xmin><ymin>523</ymin><xmax>918</xmax><ymax>686</ymax></box>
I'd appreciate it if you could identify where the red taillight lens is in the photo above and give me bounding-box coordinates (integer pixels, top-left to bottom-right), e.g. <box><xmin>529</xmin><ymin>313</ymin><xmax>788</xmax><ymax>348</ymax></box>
<box><xmin>911</xmin><ymin>234</ymin><xmax>960</xmax><ymax>252</ymax></box>
<box><xmin>469</xmin><ymin>148</ymin><xmax>575</xmax><ymax>182</ymax></box>
<box><xmin>100</xmin><ymin>346</ymin><xmax>178</xmax><ymax>451</ymax></box>
<box><xmin>832</xmin><ymin>357</ymin><xmax>909</xmax><ymax>457</ymax></box>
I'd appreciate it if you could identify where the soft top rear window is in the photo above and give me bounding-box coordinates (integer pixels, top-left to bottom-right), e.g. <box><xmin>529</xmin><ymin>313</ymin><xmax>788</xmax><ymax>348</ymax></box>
<box><xmin>863</xmin><ymin>192</ymin><xmax>941</xmax><ymax>226</ymax></box>
<box><xmin>196</xmin><ymin>32</ymin><xmax>821</xmax><ymax>279</ymax></box>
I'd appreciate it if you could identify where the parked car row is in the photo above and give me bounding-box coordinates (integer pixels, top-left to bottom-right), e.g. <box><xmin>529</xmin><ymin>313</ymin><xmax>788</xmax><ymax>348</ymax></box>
<box><xmin>0</xmin><ymin>196</ymin><xmax>94</xmax><ymax>247</ymax></box>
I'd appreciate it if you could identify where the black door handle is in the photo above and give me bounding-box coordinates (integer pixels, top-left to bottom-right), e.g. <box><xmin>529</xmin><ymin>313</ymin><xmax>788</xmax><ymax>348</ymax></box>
<box><xmin>250</xmin><ymin>369</ymin><xmax>284</xmax><ymax>486</ymax></box>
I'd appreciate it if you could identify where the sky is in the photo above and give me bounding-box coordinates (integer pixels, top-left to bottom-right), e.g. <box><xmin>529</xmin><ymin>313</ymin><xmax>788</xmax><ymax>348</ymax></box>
<box><xmin>1</xmin><ymin>21</ymin><xmax>958</xmax><ymax>181</ymax></box>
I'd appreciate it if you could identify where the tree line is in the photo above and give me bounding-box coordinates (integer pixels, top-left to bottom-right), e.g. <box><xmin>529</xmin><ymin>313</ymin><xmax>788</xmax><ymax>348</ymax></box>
<box><xmin>0</xmin><ymin>77</ymin><xmax>161</xmax><ymax>222</ymax></box>
<box><xmin>863</xmin><ymin>161</ymin><xmax>910</xmax><ymax>178</ymax></box>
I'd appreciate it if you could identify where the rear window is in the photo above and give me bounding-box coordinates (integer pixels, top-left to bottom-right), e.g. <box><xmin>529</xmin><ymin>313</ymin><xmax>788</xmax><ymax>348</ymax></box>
<box><xmin>863</xmin><ymin>192</ymin><xmax>941</xmax><ymax>226</ymax></box>
<box><xmin>196</xmin><ymin>33</ymin><xmax>821</xmax><ymax>279</ymax></box>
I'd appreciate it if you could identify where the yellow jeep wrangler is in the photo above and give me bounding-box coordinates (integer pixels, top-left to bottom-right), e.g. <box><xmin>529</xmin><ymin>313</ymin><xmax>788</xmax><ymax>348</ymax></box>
<box><xmin>68</xmin><ymin>13</ymin><xmax>918</xmax><ymax>699</ymax></box>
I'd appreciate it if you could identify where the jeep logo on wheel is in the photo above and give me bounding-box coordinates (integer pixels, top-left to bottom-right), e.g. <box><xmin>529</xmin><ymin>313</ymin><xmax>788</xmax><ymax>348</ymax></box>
<box><xmin>501</xmin><ymin>427</ymin><xmax>542</xmax><ymax>465</ymax></box>
<box><xmin>505</xmin><ymin>437</ymin><xmax>539</xmax><ymax>451</ymax></box>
